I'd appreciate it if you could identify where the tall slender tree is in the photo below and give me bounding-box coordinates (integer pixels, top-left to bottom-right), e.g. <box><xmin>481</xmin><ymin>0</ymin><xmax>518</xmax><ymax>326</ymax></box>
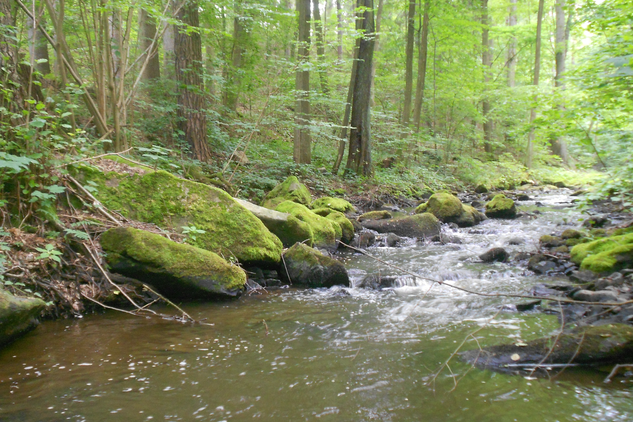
<box><xmin>481</xmin><ymin>0</ymin><xmax>493</xmax><ymax>153</ymax></box>
<box><xmin>345</xmin><ymin>0</ymin><xmax>375</xmax><ymax>176</ymax></box>
<box><xmin>401</xmin><ymin>0</ymin><xmax>416</xmax><ymax>126</ymax></box>
<box><xmin>506</xmin><ymin>0</ymin><xmax>517</xmax><ymax>87</ymax></box>
<box><xmin>526</xmin><ymin>0</ymin><xmax>545</xmax><ymax>168</ymax></box>
<box><xmin>175</xmin><ymin>0</ymin><xmax>211</xmax><ymax>161</ymax></box>
<box><xmin>551</xmin><ymin>0</ymin><xmax>569</xmax><ymax>165</ymax></box>
<box><xmin>139</xmin><ymin>9</ymin><xmax>160</xmax><ymax>81</ymax></box>
<box><xmin>412</xmin><ymin>0</ymin><xmax>430</xmax><ymax>133</ymax></box>
<box><xmin>294</xmin><ymin>0</ymin><xmax>311</xmax><ymax>164</ymax></box>
<box><xmin>312</xmin><ymin>0</ymin><xmax>329</xmax><ymax>95</ymax></box>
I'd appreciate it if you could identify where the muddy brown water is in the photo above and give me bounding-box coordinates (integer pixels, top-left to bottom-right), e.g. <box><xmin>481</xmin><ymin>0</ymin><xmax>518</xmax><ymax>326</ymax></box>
<box><xmin>1</xmin><ymin>190</ymin><xmax>632</xmax><ymax>421</ymax></box>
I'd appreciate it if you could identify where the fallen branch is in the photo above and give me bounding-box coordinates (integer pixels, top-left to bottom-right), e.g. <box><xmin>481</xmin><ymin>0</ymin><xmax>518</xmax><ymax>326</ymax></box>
<box><xmin>66</xmin><ymin>175</ymin><xmax>123</xmax><ymax>226</ymax></box>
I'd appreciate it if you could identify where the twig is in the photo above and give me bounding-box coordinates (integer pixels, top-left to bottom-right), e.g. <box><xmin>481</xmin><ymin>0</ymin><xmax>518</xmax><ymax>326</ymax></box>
<box><xmin>528</xmin><ymin>301</ymin><xmax>565</xmax><ymax>377</ymax></box>
<box><xmin>604</xmin><ymin>364</ymin><xmax>633</xmax><ymax>383</ymax></box>
<box><xmin>141</xmin><ymin>283</ymin><xmax>194</xmax><ymax>323</ymax></box>
<box><xmin>59</xmin><ymin>147</ymin><xmax>132</xmax><ymax>168</ymax></box>
<box><xmin>66</xmin><ymin>175</ymin><xmax>123</xmax><ymax>226</ymax></box>
<box><xmin>262</xmin><ymin>319</ymin><xmax>269</xmax><ymax>335</ymax></box>
<box><xmin>81</xmin><ymin>293</ymin><xmax>146</xmax><ymax>318</ymax></box>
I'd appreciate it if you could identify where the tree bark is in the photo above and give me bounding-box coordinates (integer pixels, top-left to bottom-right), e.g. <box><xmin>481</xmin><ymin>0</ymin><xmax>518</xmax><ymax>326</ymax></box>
<box><xmin>550</xmin><ymin>0</ymin><xmax>569</xmax><ymax>165</ymax></box>
<box><xmin>175</xmin><ymin>0</ymin><xmax>210</xmax><ymax>161</ymax></box>
<box><xmin>223</xmin><ymin>1</ymin><xmax>246</xmax><ymax>112</ymax></box>
<box><xmin>294</xmin><ymin>0</ymin><xmax>311</xmax><ymax>164</ymax></box>
<box><xmin>526</xmin><ymin>0</ymin><xmax>545</xmax><ymax>168</ymax></box>
<box><xmin>312</xmin><ymin>0</ymin><xmax>329</xmax><ymax>95</ymax></box>
<box><xmin>369</xmin><ymin>0</ymin><xmax>383</xmax><ymax>106</ymax></box>
<box><xmin>27</xmin><ymin>5</ymin><xmax>51</xmax><ymax>75</ymax></box>
<box><xmin>345</xmin><ymin>0</ymin><xmax>375</xmax><ymax>176</ymax></box>
<box><xmin>401</xmin><ymin>0</ymin><xmax>416</xmax><ymax>126</ymax></box>
<box><xmin>163</xmin><ymin>20</ymin><xmax>175</xmax><ymax>79</ymax></box>
<box><xmin>482</xmin><ymin>0</ymin><xmax>492</xmax><ymax>154</ymax></box>
<box><xmin>507</xmin><ymin>0</ymin><xmax>517</xmax><ymax>88</ymax></box>
<box><xmin>139</xmin><ymin>9</ymin><xmax>160</xmax><ymax>81</ymax></box>
<box><xmin>412</xmin><ymin>0</ymin><xmax>430</xmax><ymax>133</ymax></box>
<box><xmin>336</xmin><ymin>0</ymin><xmax>343</xmax><ymax>62</ymax></box>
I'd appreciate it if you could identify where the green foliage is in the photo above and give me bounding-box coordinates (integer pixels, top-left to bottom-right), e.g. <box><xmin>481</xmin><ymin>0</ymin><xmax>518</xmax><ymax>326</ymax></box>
<box><xmin>181</xmin><ymin>225</ymin><xmax>206</xmax><ymax>243</ymax></box>
<box><xmin>35</xmin><ymin>243</ymin><xmax>63</xmax><ymax>264</ymax></box>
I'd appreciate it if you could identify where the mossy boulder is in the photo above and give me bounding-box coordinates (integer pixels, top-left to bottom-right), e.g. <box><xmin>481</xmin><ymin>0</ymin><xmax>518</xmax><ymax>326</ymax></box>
<box><xmin>570</xmin><ymin>233</ymin><xmax>633</xmax><ymax>273</ymax></box>
<box><xmin>358</xmin><ymin>210</ymin><xmax>392</xmax><ymax>222</ymax></box>
<box><xmin>485</xmin><ymin>194</ymin><xmax>517</xmax><ymax>219</ymax></box>
<box><xmin>280</xmin><ymin>243</ymin><xmax>349</xmax><ymax>288</ymax></box>
<box><xmin>540</xmin><ymin>234</ymin><xmax>564</xmax><ymax>248</ymax></box>
<box><xmin>261</xmin><ymin>176</ymin><xmax>312</xmax><ymax>209</ymax></box>
<box><xmin>415</xmin><ymin>193</ymin><xmax>486</xmax><ymax>227</ymax></box>
<box><xmin>77</xmin><ymin>168</ymin><xmax>282</xmax><ymax>267</ymax></box>
<box><xmin>275</xmin><ymin>201</ymin><xmax>339</xmax><ymax>251</ymax></box>
<box><xmin>361</xmin><ymin>213</ymin><xmax>441</xmax><ymax>238</ymax></box>
<box><xmin>561</xmin><ymin>229</ymin><xmax>584</xmax><ymax>239</ymax></box>
<box><xmin>461</xmin><ymin>324</ymin><xmax>633</xmax><ymax>371</ymax></box>
<box><xmin>0</xmin><ymin>289</ymin><xmax>46</xmax><ymax>347</ymax></box>
<box><xmin>311</xmin><ymin>197</ymin><xmax>355</xmax><ymax>214</ymax></box>
<box><xmin>312</xmin><ymin>208</ymin><xmax>355</xmax><ymax>244</ymax></box>
<box><xmin>101</xmin><ymin>227</ymin><xmax>246</xmax><ymax>299</ymax></box>
<box><xmin>234</xmin><ymin>198</ymin><xmax>313</xmax><ymax>248</ymax></box>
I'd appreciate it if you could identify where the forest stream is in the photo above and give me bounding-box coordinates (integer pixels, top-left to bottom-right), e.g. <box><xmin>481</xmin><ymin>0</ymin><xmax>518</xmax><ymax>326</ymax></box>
<box><xmin>1</xmin><ymin>189</ymin><xmax>632</xmax><ymax>422</ymax></box>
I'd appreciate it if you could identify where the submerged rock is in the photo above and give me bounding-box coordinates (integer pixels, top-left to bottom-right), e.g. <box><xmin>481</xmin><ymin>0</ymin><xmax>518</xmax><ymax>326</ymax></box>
<box><xmin>485</xmin><ymin>194</ymin><xmax>517</xmax><ymax>219</ymax></box>
<box><xmin>261</xmin><ymin>176</ymin><xmax>312</xmax><ymax>209</ymax></box>
<box><xmin>311</xmin><ymin>197</ymin><xmax>355</xmax><ymax>214</ymax></box>
<box><xmin>0</xmin><ymin>289</ymin><xmax>46</xmax><ymax>346</ymax></box>
<box><xmin>79</xmin><ymin>168</ymin><xmax>283</xmax><ymax>267</ymax></box>
<box><xmin>101</xmin><ymin>227</ymin><xmax>247</xmax><ymax>299</ymax></box>
<box><xmin>351</xmin><ymin>232</ymin><xmax>376</xmax><ymax>248</ymax></box>
<box><xmin>280</xmin><ymin>243</ymin><xmax>349</xmax><ymax>288</ymax></box>
<box><xmin>275</xmin><ymin>201</ymin><xmax>340</xmax><ymax>251</ymax></box>
<box><xmin>479</xmin><ymin>247</ymin><xmax>509</xmax><ymax>263</ymax></box>
<box><xmin>386</xmin><ymin>233</ymin><xmax>402</xmax><ymax>247</ymax></box>
<box><xmin>461</xmin><ymin>324</ymin><xmax>633</xmax><ymax>372</ymax></box>
<box><xmin>361</xmin><ymin>213</ymin><xmax>441</xmax><ymax>239</ymax></box>
<box><xmin>355</xmin><ymin>274</ymin><xmax>401</xmax><ymax>289</ymax></box>
<box><xmin>415</xmin><ymin>192</ymin><xmax>485</xmax><ymax>227</ymax></box>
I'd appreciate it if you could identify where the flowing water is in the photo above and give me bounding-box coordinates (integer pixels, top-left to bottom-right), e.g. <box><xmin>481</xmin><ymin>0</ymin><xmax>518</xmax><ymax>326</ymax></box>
<box><xmin>1</xmin><ymin>190</ymin><xmax>632</xmax><ymax>421</ymax></box>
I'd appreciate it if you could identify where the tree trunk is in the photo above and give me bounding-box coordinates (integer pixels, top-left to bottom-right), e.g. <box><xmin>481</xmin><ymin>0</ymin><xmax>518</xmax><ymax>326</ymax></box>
<box><xmin>482</xmin><ymin>0</ymin><xmax>492</xmax><ymax>154</ymax></box>
<box><xmin>526</xmin><ymin>0</ymin><xmax>545</xmax><ymax>168</ymax></box>
<box><xmin>413</xmin><ymin>0</ymin><xmax>430</xmax><ymax>133</ymax></box>
<box><xmin>401</xmin><ymin>0</ymin><xmax>416</xmax><ymax>126</ymax></box>
<box><xmin>139</xmin><ymin>9</ymin><xmax>160</xmax><ymax>81</ymax></box>
<box><xmin>336</xmin><ymin>0</ymin><xmax>343</xmax><ymax>62</ymax></box>
<box><xmin>223</xmin><ymin>1</ymin><xmax>246</xmax><ymax>112</ymax></box>
<box><xmin>27</xmin><ymin>6</ymin><xmax>51</xmax><ymax>75</ymax></box>
<box><xmin>312</xmin><ymin>0</ymin><xmax>329</xmax><ymax>95</ymax></box>
<box><xmin>163</xmin><ymin>20</ymin><xmax>175</xmax><ymax>79</ymax></box>
<box><xmin>550</xmin><ymin>0</ymin><xmax>569</xmax><ymax>165</ymax></box>
<box><xmin>369</xmin><ymin>0</ymin><xmax>383</xmax><ymax>106</ymax></box>
<box><xmin>507</xmin><ymin>0</ymin><xmax>517</xmax><ymax>87</ymax></box>
<box><xmin>294</xmin><ymin>0</ymin><xmax>311</xmax><ymax>164</ymax></box>
<box><xmin>175</xmin><ymin>0</ymin><xmax>210</xmax><ymax>162</ymax></box>
<box><xmin>332</xmin><ymin>36</ymin><xmax>359</xmax><ymax>174</ymax></box>
<box><xmin>345</xmin><ymin>0</ymin><xmax>375</xmax><ymax>176</ymax></box>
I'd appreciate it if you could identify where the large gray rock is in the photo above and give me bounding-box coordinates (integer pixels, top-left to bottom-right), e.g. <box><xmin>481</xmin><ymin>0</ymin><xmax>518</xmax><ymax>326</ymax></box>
<box><xmin>235</xmin><ymin>198</ymin><xmax>313</xmax><ymax>247</ymax></box>
<box><xmin>101</xmin><ymin>227</ymin><xmax>247</xmax><ymax>300</ymax></box>
<box><xmin>280</xmin><ymin>243</ymin><xmax>349</xmax><ymax>288</ymax></box>
<box><xmin>0</xmin><ymin>289</ymin><xmax>45</xmax><ymax>346</ymax></box>
<box><xmin>361</xmin><ymin>213</ymin><xmax>441</xmax><ymax>239</ymax></box>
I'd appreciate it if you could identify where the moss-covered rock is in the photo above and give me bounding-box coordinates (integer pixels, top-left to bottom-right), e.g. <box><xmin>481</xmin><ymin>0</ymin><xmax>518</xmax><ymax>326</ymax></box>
<box><xmin>485</xmin><ymin>194</ymin><xmax>517</xmax><ymax>219</ymax></box>
<box><xmin>261</xmin><ymin>176</ymin><xmax>312</xmax><ymax>209</ymax></box>
<box><xmin>311</xmin><ymin>197</ymin><xmax>356</xmax><ymax>214</ymax></box>
<box><xmin>77</xmin><ymin>168</ymin><xmax>282</xmax><ymax>267</ymax></box>
<box><xmin>358</xmin><ymin>210</ymin><xmax>392</xmax><ymax>222</ymax></box>
<box><xmin>570</xmin><ymin>233</ymin><xmax>633</xmax><ymax>273</ymax></box>
<box><xmin>234</xmin><ymin>198</ymin><xmax>313</xmax><ymax>248</ymax></box>
<box><xmin>280</xmin><ymin>243</ymin><xmax>349</xmax><ymax>288</ymax></box>
<box><xmin>313</xmin><ymin>208</ymin><xmax>354</xmax><ymax>244</ymax></box>
<box><xmin>275</xmin><ymin>201</ymin><xmax>339</xmax><ymax>250</ymax></box>
<box><xmin>0</xmin><ymin>289</ymin><xmax>45</xmax><ymax>347</ymax></box>
<box><xmin>561</xmin><ymin>229</ymin><xmax>584</xmax><ymax>239</ymax></box>
<box><xmin>415</xmin><ymin>193</ymin><xmax>485</xmax><ymax>227</ymax></box>
<box><xmin>540</xmin><ymin>234</ymin><xmax>564</xmax><ymax>247</ymax></box>
<box><xmin>461</xmin><ymin>324</ymin><xmax>633</xmax><ymax>371</ymax></box>
<box><xmin>361</xmin><ymin>213</ymin><xmax>441</xmax><ymax>238</ymax></box>
<box><xmin>101</xmin><ymin>227</ymin><xmax>246</xmax><ymax>299</ymax></box>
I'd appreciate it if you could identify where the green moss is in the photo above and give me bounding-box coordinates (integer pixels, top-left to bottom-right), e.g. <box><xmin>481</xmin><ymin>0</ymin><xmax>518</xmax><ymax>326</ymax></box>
<box><xmin>275</xmin><ymin>201</ymin><xmax>339</xmax><ymax>250</ymax></box>
<box><xmin>561</xmin><ymin>229</ymin><xmax>584</xmax><ymax>239</ymax></box>
<box><xmin>485</xmin><ymin>194</ymin><xmax>517</xmax><ymax>218</ymax></box>
<box><xmin>261</xmin><ymin>176</ymin><xmax>312</xmax><ymax>208</ymax></box>
<box><xmin>570</xmin><ymin>233</ymin><xmax>633</xmax><ymax>273</ymax></box>
<box><xmin>311</xmin><ymin>197</ymin><xmax>355</xmax><ymax>213</ymax></box>
<box><xmin>78</xmin><ymin>167</ymin><xmax>282</xmax><ymax>266</ymax></box>
<box><xmin>101</xmin><ymin>227</ymin><xmax>246</xmax><ymax>291</ymax></box>
<box><xmin>0</xmin><ymin>289</ymin><xmax>46</xmax><ymax>346</ymax></box>
<box><xmin>358</xmin><ymin>210</ymin><xmax>392</xmax><ymax>222</ymax></box>
<box><xmin>415</xmin><ymin>192</ymin><xmax>462</xmax><ymax>220</ymax></box>
<box><xmin>313</xmin><ymin>208</ymin><xmax>354</xmax><ymax>244</ymax></box>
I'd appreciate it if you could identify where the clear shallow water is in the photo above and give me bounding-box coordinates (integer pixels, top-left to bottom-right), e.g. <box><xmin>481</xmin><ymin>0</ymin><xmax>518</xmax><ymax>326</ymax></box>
<box><xmin>1</xmin><ymin>190</ymin><xmax>632</xmax><ymax>421</ymax></box>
